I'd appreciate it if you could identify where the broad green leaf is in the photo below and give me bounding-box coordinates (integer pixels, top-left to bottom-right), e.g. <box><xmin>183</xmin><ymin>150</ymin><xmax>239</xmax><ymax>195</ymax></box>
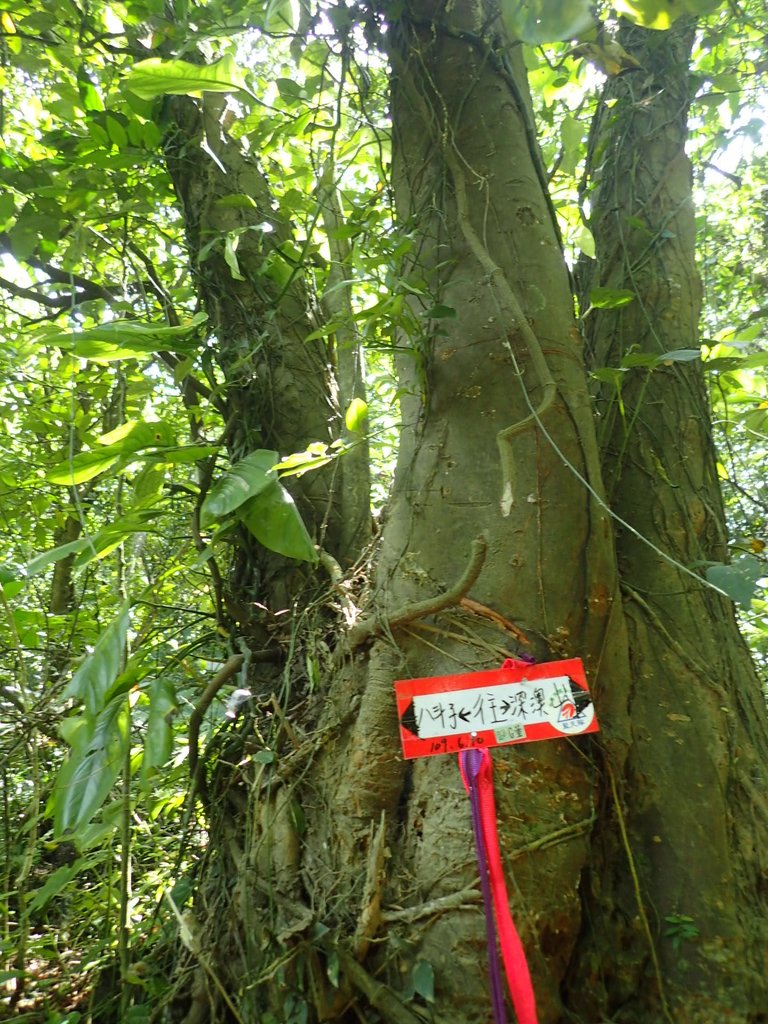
<box><xmin>25</xmin><ymin>538</ymin><xmax>93</xmax><ymax>578</ymax></box>
<box><xmin>53</xmin><ymin>698</ymin><xmax>129</xmax><ymax>836</ymax></box>
<box><xmin>28</xmin><ymin>863</ymin><xmax>82</xmax><ymax>912</ymax></box>
<box><xmin>501</xmin><ymin>0</ymin><xmax>594</xmax><ymax>43</ymax></box>
<box><xmin>200</xmin><ymin>450</ymin><xmax>278</xmax><ymax>527</ymax></box>
<box><xmin>64</xmin><ymin>602</ymin><xmax>130</xmax><ymax>715</ymax></box>
<box><xmin>141</xmin><ymin>678</ymin><xmax>177</xmax><ymax>787</ymax></box>
<box><xmin>125</xmin><ymin>55</ymin><xmax>248</xmax><ymax>100</ymax></box>
<box><xmin>73</xmin><ymin>513</ymin><xmax>163</xmax><ymax>568</ymax></box>
<box><xmin>660</xmin><ymin>349</ymin><xmax>702</xmax><ymax>362</ymax></box>
<box><xmin>611</xmin><ymin>0</ymin><xmax>722</xmax><ymax>30</ymax></box>
<box><xmin>589</xmin><ymin>287</ymin><xmax>636</xmax><ymax>310</ymax></box>
<box><xmin>264</xmin><ymin>0</ymin><xmax>299</xmax><ymax>32</ymax></box>
<box><xmin>239</xmin><ymin>481</ymin><xmax>318</xmax><ymax>563</ymax></box>
<box><xmin>274</xmin><ymin>442</ymin><xmax>335</xmax><ymax>477</ymax></box>
<box><xmin>575</xmin><ymin>224</ymin><xmax>596</xmax><ymax>258</ymax></box>
<box><xmin>345</xmin><ymin>398</ymin><xmax>368</xmax><ymax>433</ymax></box>
<box><xmin>424</xmin><ymin>304</ymin><xmax>456</xmax><ymax>319</ymax></box>
<box><xmin>46</xmin><ymin>450</ymin><xmax>121</xmax><ymax>485</ymax></box>
<box><xmin>705</xmin><ymin>352</ymin><xmax>768</xmax><ymax>372</ymax></box>
<box><xmin>213</xmin><ymin>193</ymin><xmax>257</xmax><ymax>210</ymax></box>
<box><xmin>73</xmin><ymin>801</ymin><xmax>125</xmax><ymax>851</ymax></box>
<box><xmin>621</xmin><ymin>352</ymin><xmax>662</xmax><ymax>369</ymax></box>
<box><xmin>38</xmin><ymin>315</ymin><xmax>205</xmax><ymax>361</ymax></box>
<box><xmin>28</xmin><ymin>853</ymin><xmax>106</xmax><ymax>911</ymax></box>
<box><xmin>144</xmin><ymin>444</ymin><xmax>220</xmax><ymax>465</ymax></box>
<box><xmin>706</xmin><ymin>556</ymin><xmax>763</xmax><ymax>608</ymax></box>
<box><xmin>97</xmin><ymin>420</ymin><xmax>176</xmax><ymax>451</ymax></box>
<box><xmin>411</xmin><ymin>960</ymin><xmax>435</xmax><ymax>1003</ymax></box>
<box><xmin>0</xmin><ymin>565</ymin><xmax>23</xmax><ymax>601</ymax></box>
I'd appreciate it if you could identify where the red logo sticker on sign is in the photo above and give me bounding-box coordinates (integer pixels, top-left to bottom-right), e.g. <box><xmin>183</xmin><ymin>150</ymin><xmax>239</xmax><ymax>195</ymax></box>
<box><xmin>394</xmin><ymin>658</ymin><xmax>598</xmax><ymax>759</ymax></box>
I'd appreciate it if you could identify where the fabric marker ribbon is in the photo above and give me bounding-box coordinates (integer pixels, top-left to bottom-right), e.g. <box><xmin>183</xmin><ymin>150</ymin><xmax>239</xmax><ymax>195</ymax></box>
<box><xmin>460</xmin><ymin>747</ymin><xmax>509</xmax><ymax>1024</ymax></box>
<box><xmin>460</xmin><ymin>668</ymin><xmax>539</xmax><ymax>1024</ymax></box>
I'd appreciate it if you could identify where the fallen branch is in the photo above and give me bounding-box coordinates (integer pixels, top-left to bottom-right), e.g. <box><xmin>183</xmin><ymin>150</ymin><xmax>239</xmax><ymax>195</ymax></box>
<box><xmin>353</xmin><ymin>810</ymin><xmax>388</xmax><ymax>961</ymax></box>
<box><xmin>381</xmin><ymin>884</ymin><xmax>480</xmax><ymax>924</ymax></box>
<box><xmin>336</xmin><ymin>949</ymin><xmax>426</xmax><ymax>1024</ymax></box>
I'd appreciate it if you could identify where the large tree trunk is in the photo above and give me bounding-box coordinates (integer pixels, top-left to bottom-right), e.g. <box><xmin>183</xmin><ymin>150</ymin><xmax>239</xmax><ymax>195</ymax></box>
<box><xmin>574</xmin><ymin>20</ymin><xmax>768</xmax><ymax>1022</ymax></box>
<box><xmin>160</xmin><ymin>9</ymin><xmax>768</xmax><ymax>1024</ymax></box>
<box><xmin>289</xmin><ymin>6</ymin><xmax>633</xmax><ymax>1023</ymax></box>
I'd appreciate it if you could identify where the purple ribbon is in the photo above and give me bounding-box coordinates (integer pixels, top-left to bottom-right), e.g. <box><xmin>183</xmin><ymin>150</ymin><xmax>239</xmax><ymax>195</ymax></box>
<box><xmin>460</xmin><ymin>748</ymin><xmax>507</xmax><ymax>1024</ymax></box>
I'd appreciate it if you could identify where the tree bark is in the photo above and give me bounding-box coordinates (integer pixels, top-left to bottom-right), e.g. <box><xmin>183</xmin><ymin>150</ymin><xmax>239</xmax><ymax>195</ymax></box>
<box><xmin>158</xmin><ymin>10</ymin><xmax>768</xmax><ymax>1024</ymax></box>
<box><xmin>575</xmin><ymin>20</ymin><xmax>768</xmax><ymax>1022</ymax></box>
<box><xmin>306</xmin><ymin>6</ymin><xmax>633</xmax><ymax>1022</ymax></box>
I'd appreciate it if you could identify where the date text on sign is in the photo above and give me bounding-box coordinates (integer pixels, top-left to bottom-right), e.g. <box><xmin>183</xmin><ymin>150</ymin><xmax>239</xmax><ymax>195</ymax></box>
<box><xmin>394</xmin><ymin>658</ymin><xmax>598</xmax><ymax>759</ymax></box>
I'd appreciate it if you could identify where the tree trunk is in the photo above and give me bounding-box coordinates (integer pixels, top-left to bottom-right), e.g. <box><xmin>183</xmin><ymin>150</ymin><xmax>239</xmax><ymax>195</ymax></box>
<box><xmin>160</xmin><ymin>10</ymin><xmax>768</xmax><ymax>1024</ymax></box>
<box><xmin>575</xmin><ymin>20</ymin><xmax>768</xmax><ymax>1022</ymax></box>
<box><xmin>265</xmin><ymin>6</ymin><xmax>634</xmax><ymax>1023</ymax></box>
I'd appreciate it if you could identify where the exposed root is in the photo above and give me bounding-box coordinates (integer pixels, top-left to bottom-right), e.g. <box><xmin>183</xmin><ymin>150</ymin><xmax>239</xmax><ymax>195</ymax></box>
<box><xmin>346</xmin><ymin>535</ymin><xmax>488</xmax><ymax>650</ymax></box>
<box><xmin>352</xmin><ymin>810</ymin><xmax>388</xmax><ymax>961</ymax></box>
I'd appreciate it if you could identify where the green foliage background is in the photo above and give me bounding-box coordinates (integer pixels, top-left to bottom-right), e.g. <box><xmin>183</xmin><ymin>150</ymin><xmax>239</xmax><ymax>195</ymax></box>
<box><xmin>0</xmin><ymin>0</ymin><xmax>766</xmax><ymax>1019</ymax></box>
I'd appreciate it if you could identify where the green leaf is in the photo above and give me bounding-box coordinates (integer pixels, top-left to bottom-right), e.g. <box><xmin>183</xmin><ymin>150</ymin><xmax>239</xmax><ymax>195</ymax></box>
<box><xmin>326</xmin><ymin>949</ymin><xmax>340</xmax><ymax>988</ymax></box>
<box><xmin>660</xmin><ymin>349</ymin><xmax>702</xmax><ymax>362</ymax></box>
<box><xmin>200</xmin><ymin>449</ymin><xmax>278</xmax><ymax>527</ymax></box>
<box><xmin>25</xmin><ymin>538</ymin><xmax>93</xmax><ymax>578</ymax></box>
<box><xmin>38</xmin><ymin>315</ymin><xmax>205</xmax><ymax>362</ymax></box>
<box><xmin>345</xmin><ymin>398</ymin><xmax>368</xmax><ymax>433</ymax></box>
<box><xmin>610</xmin><ymin>0</ymin><xmax>722</xmax><ymax>30</ymax></box>
<box><xmin>705</xmin><ymin>555</ymin><xmax>763</xmax><ymax>608</ymax></box>
<box><xmin>46</xmin><ymin>450</ymin><xmax>122</xmax><ymax>485</ymax></box>
<box><xmin>424</xmin><ymin>304</ymin><xmax>456</xmax><ymax>319</ymax></box>
<box><xmin>125</xmin><ymin>55</ymin><xmax>248</xmax><ymax>100</ymax></box>
<box><xmin>589</xmin><ymin>287</ymin><xmax>636</xmax><ymax>309</ymax></box>
<box><xmin>411</xmin><ymin>960</ymin><xmax>435</xmax><ymax>1003</ymax></box>
<box><xmin>274</xmin><ymin>442</ymin><xmax>335</xmax><ymax>477</ymax></box>
<box><xmin>575</xmin><ymin>224</ymin><xmax>596</xmax><ymax>258</ymax></box>
<box><xmin>239</xmin><ymin>481</ymin><xmax>318</xmax><ymax>563</ymax></box>
<box><xmin>28</xmin><ymin>853</ymin><xmax>106</xmax><ymax>911</ymax></box>
<box><xmin>141</xmin><ymin>679</ymin><xmax>177</xmax><ymax>786</ymax></box>
<box><xmin>560</xmin><ymin>115</ymin><xmax>584</xmax><ymax>176</ymax></box>
<box><xmin>72</xmin><ymin>513</ymin><xmax>163</xmax><ymax>568</ymax></box>
<box><xmin>501</xmin><ymin>0</ymin><xmax>594</xmax><ymax>43</ymax></box>
<box><xmin>97</xmin><ymin>420</ymin><xmax>177</xmax><ymax>451</ymax></box>
<box><xmin>65</xmin><ymin>602</ymin><xmax>130</xmax><ymax>715</ymax></box>
<box><xmin>224</xmin><ymin>232</ymin><xmax>245</xmax><ymax>281</ymax></box>
<box><xmin>264</xmin><ymin>0</ymin><xmax>299</xmax><ymax>32</ymax></box>
<box><xmin>145</xmin><ymin>444</ymin><xmax>220</xmax><ymax>464</ymax></box>
<box><xmin>53</xmin><ymin>698</ymin><xmax>129</xmax><ymax>836</ymax></box>
<box><xmin>0</xmin><ymin>565</ymin><xmax>24</xmax><ymax>600</ymax></box>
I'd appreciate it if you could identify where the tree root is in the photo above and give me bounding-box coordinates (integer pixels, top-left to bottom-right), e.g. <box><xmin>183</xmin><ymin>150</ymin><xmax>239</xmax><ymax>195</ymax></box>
<box><xmin>345</xmin><ymin>535</ymin><xmax>488</xmax><ymax>650</ymax></box>
<box><xmin>336</xmin><ymin>949</ymin><xmax>427</xmax><ymax>1024</ymax></box>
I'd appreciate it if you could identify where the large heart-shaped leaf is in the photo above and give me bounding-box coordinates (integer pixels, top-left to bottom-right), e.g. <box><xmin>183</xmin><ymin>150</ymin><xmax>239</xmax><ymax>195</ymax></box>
<box><xmin>239</xmin><ymin>481</ymin><xmax>318</xmax><ymax>563</ymax></box>
<box><xmin>200</xmin><ymin>450</ymin><xmax>278</xmax><ymax>527</ymax></box>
